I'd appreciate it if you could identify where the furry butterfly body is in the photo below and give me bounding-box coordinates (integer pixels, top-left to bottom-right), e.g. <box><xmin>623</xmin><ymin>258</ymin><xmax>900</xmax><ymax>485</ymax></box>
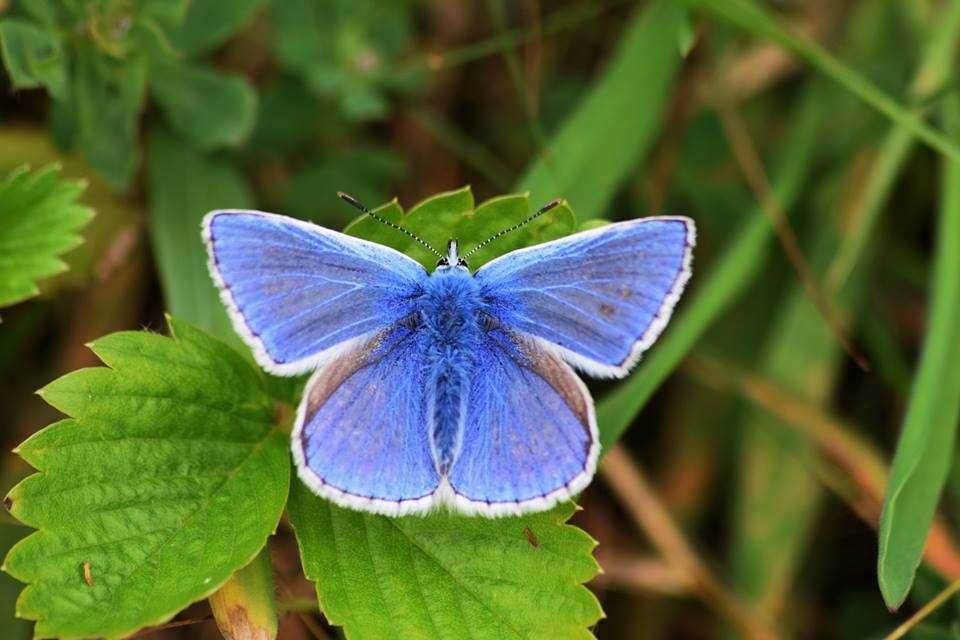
<box><xmin>203</xmin><ymin>207</ymin><xmax>694</xmax><ymax>517</ymax></box>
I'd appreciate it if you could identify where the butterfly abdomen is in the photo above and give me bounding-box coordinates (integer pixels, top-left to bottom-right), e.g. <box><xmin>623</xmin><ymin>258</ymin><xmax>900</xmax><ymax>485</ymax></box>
<box><xmin>421</xmin><ymin>269</ymin><xmax>483</xmax><ymax>475</ymax></box>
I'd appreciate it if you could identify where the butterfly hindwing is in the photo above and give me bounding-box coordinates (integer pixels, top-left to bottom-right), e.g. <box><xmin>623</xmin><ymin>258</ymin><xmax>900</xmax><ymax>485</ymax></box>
<box><xmin>292</xmin><ymin>323</ymin><xmax>441</xmax><ymax>515</ymax></box>
<box><xmin>203</xmin><ymin>210</ymin><xmax>428</xmax><ymax>375</ymax></box>
<box><xmin>475</xmin><ymin>217</ymin><xmax>695</xmax><ymax>378</ymax></box>
<box><xmin>448</xmin><ymin>328</ymin><xmax>598</xmax><ymax>515</ymax></box>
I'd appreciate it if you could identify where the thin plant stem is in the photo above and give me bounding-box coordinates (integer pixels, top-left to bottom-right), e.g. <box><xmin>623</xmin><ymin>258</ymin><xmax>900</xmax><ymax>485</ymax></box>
<box><xmin>882</xmin><ymin>577</ymin><xmax>960</xmax><ymax>640</ymax></box>
<box><xmin>408</xmin><ymin>108</ymin><xmax>515</xmax><ymax>189</ymax></box>
<box><xmin>419</xmin><ymin>1</ymin><xmax>628</xmax><ymax>70</ymax></box>
<box><xmin>128</xmin><ymin>616</ymin><xmax>212</xmax><ymax>637</ymax></box>
<box><xmin>687</xmin><ymin>0</ymin><xmax>960</xmax><ymax>163</ymax></box>
<box><xmin>685</xmin><ymin>353</ymin><xmax>960</xmax><ymax>582</ymax></box>
<box><xmin>485</xmin><ymin>0</ymin><xmax>549</xmax><ymax>150</ymax></box>
<box><xmin>600</xmin><ymin>445</ymin><xmax>778</xmax><ymax>640</ymax></box>
<box><xmin>825</xmin><ymin>0</ymin><xmax>960</xmax><ymax>292</ymax></box>
<box><xmin>593</xmin><ymin>554</ymin><xmax>691</xmax><ymax>596</ymax></box>
<box><xmin>275</xmin><ymin>580</ymin><xmax>331</xmax><ymax>640</ymax></box>
<box><xmin>712</xmin><ymin>72</ymin><xmax>869</xmax><ymax>371</ymax></box>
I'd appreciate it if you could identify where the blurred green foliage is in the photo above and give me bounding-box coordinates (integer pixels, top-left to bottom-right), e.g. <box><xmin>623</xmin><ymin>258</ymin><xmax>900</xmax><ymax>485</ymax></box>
<box><xmin>2</xmin><ymin>0</ymin><xmax>960</xmax><ymax>638</ymax></box>
<box><xmin>269</xmin><ymin>0</ymin><xmax>422</xmax><ymax>121</ymax></box>
<box><xmin>0</xmin><ymin>0</ymin><xmax>258</xmax><ymax>188</ymax></box>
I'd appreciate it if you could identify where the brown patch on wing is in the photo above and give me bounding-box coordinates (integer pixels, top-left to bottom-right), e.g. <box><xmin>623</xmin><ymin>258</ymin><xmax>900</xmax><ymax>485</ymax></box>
<box><xmin>599</xmin><ymin>302</ymin><xmax>615</xmax><ymax>317</ymax></box>
<box><xmin>512</xmin><ymin>334</ymin><xmax>593</xmax><ymax>446</ymax></box>
<box><xmin>303</xmin><ymin>346</ymin><xmax>369</xmax><ymax>421</ymax></box>
<box><xmin>303</xmin><ymin>326</ymin><xmax>413</xmax><ymax>423</ymax></box>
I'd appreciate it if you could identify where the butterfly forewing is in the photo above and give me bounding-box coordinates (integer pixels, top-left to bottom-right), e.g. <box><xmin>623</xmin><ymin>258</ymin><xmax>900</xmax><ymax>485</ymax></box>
<box><xmin>475</xmin><ymin>217</ymin><xmax>694</xmax><ymax>378</ymax></box>
<box><xmin>203</xmin><ymin>210</ymin><xmax>428</xmax><ymax>376</ymax></box>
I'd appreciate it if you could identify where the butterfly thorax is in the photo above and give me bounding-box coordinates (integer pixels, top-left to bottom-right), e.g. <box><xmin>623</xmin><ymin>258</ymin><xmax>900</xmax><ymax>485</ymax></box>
<box><xmin>419</xmin><ymin>267</ymin><xmax>483</xmax><ymax>474</ymax></box>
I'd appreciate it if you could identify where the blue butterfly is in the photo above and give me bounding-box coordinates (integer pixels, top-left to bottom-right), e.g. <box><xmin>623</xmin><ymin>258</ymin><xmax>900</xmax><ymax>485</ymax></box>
<box><xmin>202</xmin><ymin>195</ymin><xmax>694</xmax><ymax>517</ymax></box>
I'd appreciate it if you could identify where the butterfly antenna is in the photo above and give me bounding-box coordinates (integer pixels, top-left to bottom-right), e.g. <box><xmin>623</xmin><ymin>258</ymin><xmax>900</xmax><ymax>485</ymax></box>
<box><xmin>462</xmin><ymin>198</ymin><xmax>563</xmax><ymax>259</ymax></box>
<box><xmin>337</xmin><ymin>192</ymin><xmax>443</xmax><ymax>259</ymax></box>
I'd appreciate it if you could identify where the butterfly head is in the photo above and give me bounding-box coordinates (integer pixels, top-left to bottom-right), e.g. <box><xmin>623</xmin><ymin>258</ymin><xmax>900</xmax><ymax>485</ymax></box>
<box><xmin>436</xmin><ymin>239</ymin><xmax>469</xmax><ymax>270</ymax></box>
<box><xmin>337</xmin><ymin>192</ymin><xmax>564</xmax><ymax>274</ymax></box>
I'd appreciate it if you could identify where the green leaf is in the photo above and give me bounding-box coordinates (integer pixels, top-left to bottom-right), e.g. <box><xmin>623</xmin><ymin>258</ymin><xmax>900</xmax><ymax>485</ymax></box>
<box><xmin>138</xmin><ymin>0</ymin><xmax>191</xmax><ymax>27</ymax></box>
<box><xmin>0</xmin><ymin>524</ymin><xmax>31</xmax><ymax>640</ymax></box>
<box><xmin>147</xmin><ymin>125</ymin><xmax>254</xmax><ymax>344</ymax></box>
<box><xmin>0</xmin><ymin>18</ymin><xmax>67</xmax><ymax>99</ymax></box>
<box><xmin>165</xmin><ymin>0</ymin><xmax>264</xmax><ymax>56</ymax></box>
<box><xmin>268</xmin><ymin>0</ymin><xmax>415</xmax><ymax>121</ymax></box>
<box><xmin>150</xmin><ymin>61</ymin><xmax>258</xmax><ymax>150</ymax></box>
<box><xmin>19</xmin><ymin>1</ymin><xmax>60</xmax><ymax>29</ymax></box>
<box><xmin>288</xmin><ymin>482</ymin><xmax>602</xmax><ymax>640</ymax></box>
<box><xmin>515</xmin><ymin>0</ymin><xmax>683</xmax><ymax>217</ymax></box>
<box><xmin>343</xmin><ymin>187</ymin><xmax>576</xmax><ymax>270</ymax></box>
<box><xmin>0</xmin><ymin>164</ymin><xmax>91</xmax><ymax>308</ymax></box>
<box><xmin>3</xmin><ymin>316</ymin><xmax>289</xmax><ymax>638</ymax></box>
<box><xmin>72</xmin><ymin>47</ymin><xmax>148</xmax><ymax>190</ymax></box>
<box><xmin>677</xmin><ymin>9</ymin><xmax>697</xmax><ymax>57</ymax></box>
<box><xmin>877</xmin><ymin>95</ymin><xmax>960</xmax><ymax>610</ymax></box>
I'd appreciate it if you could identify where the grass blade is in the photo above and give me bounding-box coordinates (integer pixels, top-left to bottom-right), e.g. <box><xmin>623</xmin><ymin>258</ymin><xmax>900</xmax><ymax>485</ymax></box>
<box><xmin>596</xmin><ymin>83</ymin><xmax>826</xmax><ymax>447</ymax></box>
<box><xmin>730</xmin><ymin>2</ymin><xmax>960</xmax><ymax>615</ymax></box>
<box><xmin>147</xmin><ymin>125</ymin><xmax>254</xmax><ymax>345</ymax></box>
<box><xmin>729</xmin><ymin>199</ymin><xmax>849</xmax><ymax>615</ymax></box>
<box><xmin>826</xmin><ymin>0</ymin><xmax>960</xmax><ymax>292</ymax></box>
<box><xmin>877</xmin><ymin>95</ymin><xmax>960</xmax><ymax>610</ymax></box>
<box><xmin>515</xmin><ymin>0</ymin><xmax>683</xmax><ymax>216</ymax></box>
<box><xmin>687</xmin><ymin>0</ymin><xmax>960</xmax><ymax>164</ymax></box>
